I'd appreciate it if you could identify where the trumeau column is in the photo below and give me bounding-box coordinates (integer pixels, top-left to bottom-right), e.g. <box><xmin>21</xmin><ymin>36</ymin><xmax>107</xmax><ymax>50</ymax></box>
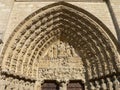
<box><xmin>34</xmin><ymin>80</ymin><xmax>43</xmax><ymax>90</ymax></box>
<box><xmin>59</xmin><ymin>80</ymin><xmax>68</xmax><ymax>90</ymax></box>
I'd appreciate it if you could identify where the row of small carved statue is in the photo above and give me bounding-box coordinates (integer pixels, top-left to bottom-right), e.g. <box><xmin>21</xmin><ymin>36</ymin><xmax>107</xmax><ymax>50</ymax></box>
<box><xmin>0</xmin><ymin>75</ymin><xmax>34</xmax><ymax>90</ymax></box>
<box><xmin>0</xmin><ymin>75</ymin><xmax>119</xmax><ymax>90</ymax></box>
<box><xmin>88</xmin><ymin>75</ymin><xmax>120</xmax><ymax>90</ymax></box>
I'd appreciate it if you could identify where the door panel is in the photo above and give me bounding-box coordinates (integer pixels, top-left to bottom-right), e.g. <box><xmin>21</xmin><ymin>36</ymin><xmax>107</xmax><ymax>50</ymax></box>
<box><xmin>42</xmin><ymin>81</ymin><xmax>59</xmax><ymax>90</ymax></box>
<box><xmin>67</xmin><ymin>81</ymin><xmax>84</xmax><ymax>90</ymax></box>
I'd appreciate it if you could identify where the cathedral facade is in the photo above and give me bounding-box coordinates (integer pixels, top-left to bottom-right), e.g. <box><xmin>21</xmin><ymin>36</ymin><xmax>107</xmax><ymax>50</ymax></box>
<box><xmin>0</xmin><ymin>0</ymin><xmax>120</xmax><ymax>90</ymax></box>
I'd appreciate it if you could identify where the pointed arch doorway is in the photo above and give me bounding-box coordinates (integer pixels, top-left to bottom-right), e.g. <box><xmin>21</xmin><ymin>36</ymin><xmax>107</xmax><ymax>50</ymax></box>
<box><xmin>0</xmin><ymin>1</ymin><xmax>120</xmax><ymax>90</ymax></box>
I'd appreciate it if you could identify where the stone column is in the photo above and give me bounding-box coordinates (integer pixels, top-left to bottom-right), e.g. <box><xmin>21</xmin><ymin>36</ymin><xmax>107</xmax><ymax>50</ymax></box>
<box><xmin>34</xmin><ymin>80</ymin><xmax>42</xmax><ymax>90</ymax></box>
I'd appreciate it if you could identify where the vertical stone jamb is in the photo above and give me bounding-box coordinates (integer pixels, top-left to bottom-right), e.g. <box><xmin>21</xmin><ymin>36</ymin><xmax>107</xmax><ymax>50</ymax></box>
<box><xmin>34</xmin><ymin>80</ymin><xmax>43</xmax><ymax>90</ymax></box>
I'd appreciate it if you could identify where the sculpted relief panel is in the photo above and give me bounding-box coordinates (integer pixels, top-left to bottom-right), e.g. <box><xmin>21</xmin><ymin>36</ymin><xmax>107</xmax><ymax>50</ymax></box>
<box><xmin>37</xmin><ymin>40</ymin><xmax>85</xmax><ymax>81</ymax></box>
<box><xmin>41</xmin><ymin>40</ymin><xmax>78</xmax><ymax>59</ymax></box>
<box><xmin>38</xmin><ymin>68</ymin><xmax>84</xmax><ymax>81</ymax></box>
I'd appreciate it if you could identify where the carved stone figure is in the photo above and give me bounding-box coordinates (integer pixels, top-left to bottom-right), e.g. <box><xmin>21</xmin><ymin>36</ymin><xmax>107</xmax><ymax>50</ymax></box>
<box><xmin>13</xmin><ymin>79</ymin><xmax>19</xmax><ymax>90</ymax></box>
<box><xmin>107</xmin><ymin>78</ymin><xmax>113</xmax><ymax>90</ymax></box>
<box><xmin>6</xmin><ymin>77</ymin><xmax>15</xmax><ymax>90</ymax></box>
<box><xmin>66</xmin><ymin>45</ymin><xmax>72</xmax><ymax>57</ymax></box>
<box><xmin>113</xmin><ymin>76</ymin><xmax>120</xmax><ymax>90</ymax></box>
<box><xmin>35</xmin><ymin>81</ymin><xmax>42</xmax><ymax>90</ymax></box>
<box><xmin>101</xmin><ymin>79</ymin><xmax>107</xmax><ymax>90</ymax></box>
<box><xmin>90</xmin><ymin>82</ymin><xmax>95</xmax><ymax>90</ymax></box>
<box><xmin>19</xmin><ymin>80</ymin><xmax>25</xmax><ymax>90</ymax></box>
<box><xmin>30</xmin><ymin>83</ymin><xmax>34</xmax><ymax>90</ymax></box>
<box><xmin>95</xmin><ymin>81</ymin><xmax>100</xmax><ymax>90</ymax></box>
<box><xmin>0</xmin><ymin>75</ymin><xmax>6</xmax><ymax>90</ymax></box>
<box><xmin>44</xmin><ymin>41</ymin><xmax>79</xmax><ymax>59</ymax></box>
<box><xmin>25</xmin><ymin>82</ymin><xmax>31</xmax><ymax>90</ymax></box>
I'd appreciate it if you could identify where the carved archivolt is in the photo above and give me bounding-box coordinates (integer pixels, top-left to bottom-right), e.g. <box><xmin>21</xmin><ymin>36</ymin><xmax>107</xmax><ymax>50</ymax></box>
<box><xmin>0</xmin><ymin>1</ymin><xmax>120</xmax><ymax>81</ymax></box>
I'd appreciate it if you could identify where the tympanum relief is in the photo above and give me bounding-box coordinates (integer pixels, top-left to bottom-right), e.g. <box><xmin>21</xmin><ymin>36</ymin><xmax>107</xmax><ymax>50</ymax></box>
<box><xmin>37</xmin><ymin>40</ymin><xmax>85</xmax><ymax>81</ymax></box>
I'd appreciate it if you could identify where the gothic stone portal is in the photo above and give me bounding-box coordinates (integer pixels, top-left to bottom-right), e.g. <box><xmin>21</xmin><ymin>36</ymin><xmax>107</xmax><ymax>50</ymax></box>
<box><xmin>1</xmin><ymin>1</ymin><xmax>120</xmax><ymax>90</ymax></box>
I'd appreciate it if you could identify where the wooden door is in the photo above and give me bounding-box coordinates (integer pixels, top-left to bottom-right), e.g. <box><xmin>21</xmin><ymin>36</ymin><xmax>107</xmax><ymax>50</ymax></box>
<box><xmin>41</xmin><ymin>81</ymin><xmax>59</xmax><ymax>90</ymax></box>
<box><xmin>67</xmin><ymin>81</ymin><xmax>84</xmax><ymax>90</ymax></box>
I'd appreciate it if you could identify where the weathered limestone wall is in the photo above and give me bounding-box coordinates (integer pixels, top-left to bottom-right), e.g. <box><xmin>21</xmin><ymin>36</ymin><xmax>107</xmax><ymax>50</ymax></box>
<box><xmin>0</xmin><ymin>0</ymin><xmax>14</xmax><ymax>52</ymax></box>
<box><xmin>2</xmin><ymin>1</ymin><xmax>117</xmax><ymax>44</ymax></box>
<box><xmin>71</xmin><ymin>2</ymin><xmax>117</xmax><ymax>38</ymax></box>
<box><xmin>0</xmin><ymin>0</ymin><xmax>14</xmax><ymax>39</ymax></box>
<box><xmin>110</xmin><ymin>0</ymin><xmax>120</xmax><ymax>29</ymax></box>
<box><xmin>109</xmin><ymin>0</ymin><xmax>120</xmax><ymax>43</ymax></box>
